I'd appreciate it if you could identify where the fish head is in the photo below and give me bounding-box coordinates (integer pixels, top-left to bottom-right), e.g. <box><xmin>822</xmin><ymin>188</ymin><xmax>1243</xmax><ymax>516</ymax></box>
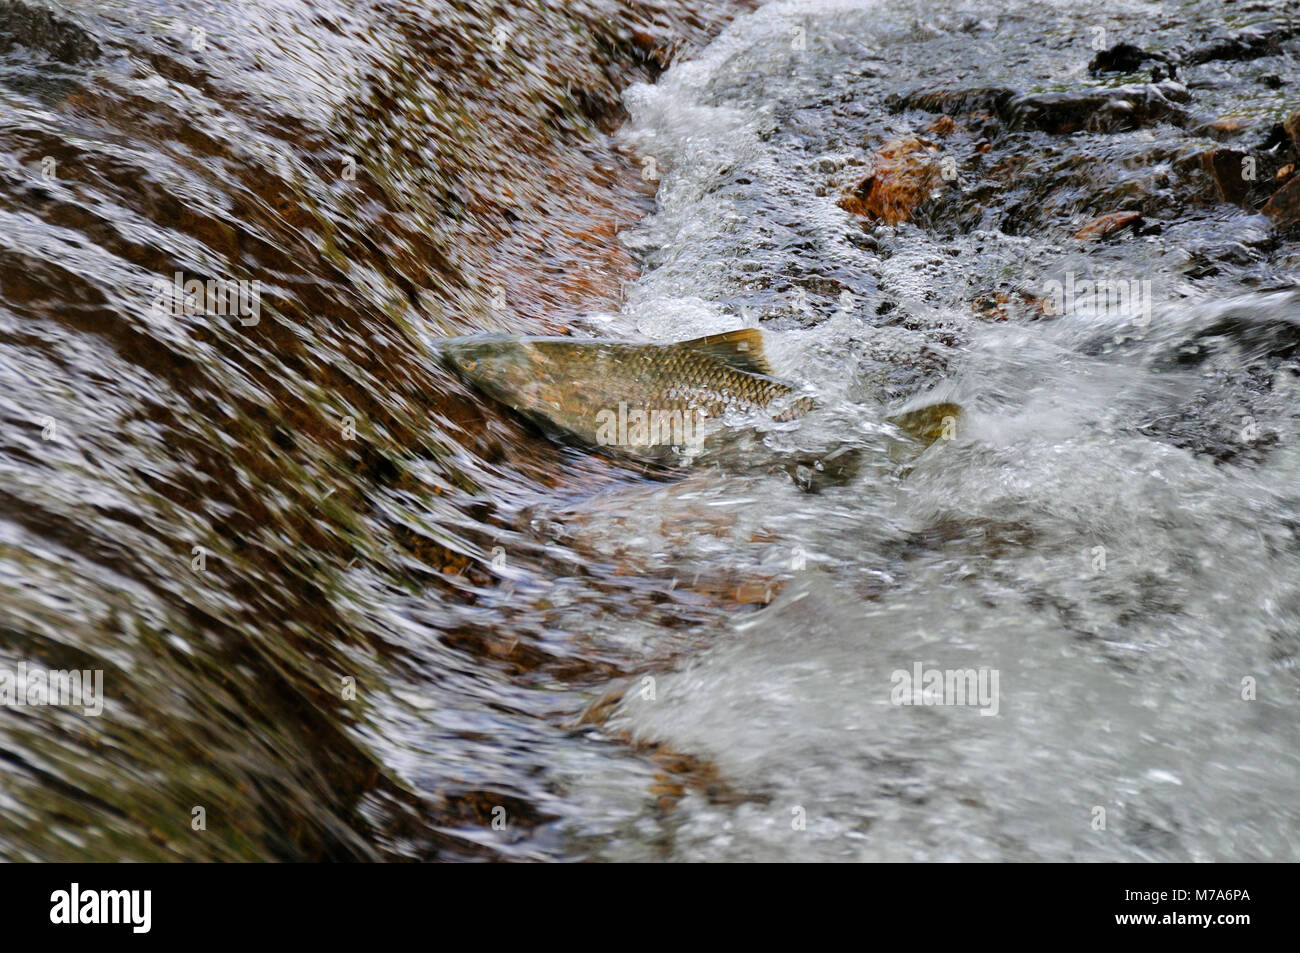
<box><xmin>440</xmin><ymin>335</ymin><xmax>543</xmax><ymax>409</ymax></box>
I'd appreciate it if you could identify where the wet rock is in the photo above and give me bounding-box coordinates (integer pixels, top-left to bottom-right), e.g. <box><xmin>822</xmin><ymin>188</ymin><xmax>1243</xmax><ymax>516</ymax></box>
<box><xmin>1140</xmin><ymin>294</ymin><xmax>1298</xmax><ymax>465</ymax></box>
<box><xmin>845</xmin><ymin>230</ymin><xmax>879</xmax><ymax>252</ymax></box>
<box><xmin>1074</xmin><ymin>211</ymin><xmax>1144</xmax><ymax>241</ymax></box>
<box><xmin>1006</xmin><ymin>82</ymin><xmax>1192</xmax><ymax>134</ymax></box>
<box><xmin>1178</xmin><ymin>21</ymin><xmax>1300</xmax><ymax>66</ymax></box>
<box><xmin>1202</xmin><ymin>148</ymin><xmax>1257</xmax><ymax>206</ymax></box>
<box><xmin>1199</xmin><ymin>116</ymin><xmax>1300</xmax><ymax>216</ymax></box>
<box><xmin>1284</xmin><ymin>112</ymin><xmax>1300</xmax><ymax>154</ymax></box>
<box><xmin>886</xmin><ymin>85</ymin><xmax>1018</xmax><ymax>118</ymax></box>
<box><xmin>1191</xmin><ymin>116</ymin><xmax>1249</xmax><ymax>140</ymax></box>
<box><xmin>838</xmin><ymin>134</ymin><xmax>945</xmax><ymax>225</ymax></box>
<box><xmin>0</xmin><ymin>0</ymin><xmax>99</xmax><ymax>64</ymax></box>
<box><xmin>891</xmin><ymin>81</ymin><xmax>1192</xmax><ymax>135</ymax></box>
<box><xmin>1262</xmin><ymin>175</ymin><xmax>1300</xmax><ymax>229</ymax></box>
<box><xmin>925</xmin><ymin>114</ymin><xmax>957</xmax><ymax>136</ymax></box>
<box><xmin>1192</xmin><ymin>308</ymin><xmax>1300</xmax><ymax>364</ymax></box>
<box><xmin>971</xmin><ymin>287</ymin><xmax>1050</xmax><ymax>322</ymax></box>
<box><xmin>1089</xmin><ymin>43</ymin><xmax>1154</xmax><ymax>75</ymax></box>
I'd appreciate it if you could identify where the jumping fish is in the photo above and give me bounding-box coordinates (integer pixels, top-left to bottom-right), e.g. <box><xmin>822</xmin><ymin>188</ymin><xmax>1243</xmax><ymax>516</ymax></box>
<box><xmin>440</xmin><ymin>328</ymin><xmax>959</xmax><ymax>464</ymax></box>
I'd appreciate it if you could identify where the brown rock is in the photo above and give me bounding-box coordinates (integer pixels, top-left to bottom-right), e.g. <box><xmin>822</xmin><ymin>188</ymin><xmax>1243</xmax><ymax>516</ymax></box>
<box><xmin>926</xmin><ymin>115</ymin><xmax>957</xmax><ymax>136</ymax></box>
<box><xmin>1201</xmin><ymin>148</ymin><xmax>1254</xmax><ymax>205</ymax></box>
<box><xmin>839</xmin><ymin>135</ymin><xmax>943</xmax><ymax>225</ymax></box>
<box><xmin>972</xmin><ymin>289</ymin><xmax>1052</xmax><ymax>321</ymax></box>
<box><xmin>886</xmin><ymin>85</ymin><xmax>1017</xmax><ymax>117</ymax></box>
<box><xmin>1284</xmin><ymin>112</ymin><xmax>1300</xmax><ymax>153</ymax></box>
<box><xmin>1201</xmin><ymin>116</ymin><xmax>1248</xmax><ymax>137</ymax></box>
<box><xmin>1261</xmin><ymin>175</ymin><xmax>1300</xmax><ymax>228</ymax></box>
<box><xmin>1074</xmin><ymin>211</ymin><xmax>1144</xmax><ymax>240</ymax></box>
<box><xmin>732</xmin><ymin>580</ymin><xmax>775</xmax><ymax>605</ymax></box>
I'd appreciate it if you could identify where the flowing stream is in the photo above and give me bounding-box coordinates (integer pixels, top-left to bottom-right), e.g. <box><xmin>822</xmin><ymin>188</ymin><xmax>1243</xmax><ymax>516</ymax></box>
<box><xmin>0</xmin><ymin>0</ymin><xmax>1296</xmax><ymax>861</ymax></box>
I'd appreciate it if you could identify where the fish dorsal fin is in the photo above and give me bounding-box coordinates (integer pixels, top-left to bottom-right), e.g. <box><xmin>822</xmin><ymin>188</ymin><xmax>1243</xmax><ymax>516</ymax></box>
<box><xmin>673</xmin><ymin>329</ymin><xmax>774</xmax><ymax>376</ymax></box>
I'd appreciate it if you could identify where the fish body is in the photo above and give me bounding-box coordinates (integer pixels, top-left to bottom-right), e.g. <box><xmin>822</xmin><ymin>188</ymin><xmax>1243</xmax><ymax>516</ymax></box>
<box><xmin>440</xmin><ymin>329</ymin><xmax>813</xmax><ymax>459</ymax></box>
<box><xmin>440</xmin><ymin>328</ymin><xmax>961</xmax><ymax>472</ymax></box>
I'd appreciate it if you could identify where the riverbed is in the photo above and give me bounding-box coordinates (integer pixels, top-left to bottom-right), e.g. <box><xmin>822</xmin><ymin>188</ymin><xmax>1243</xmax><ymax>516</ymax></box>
<box><xmin>0</xmin><ymin>0</ymin><xmax>1296</xmax><ymax>861</ymax></box>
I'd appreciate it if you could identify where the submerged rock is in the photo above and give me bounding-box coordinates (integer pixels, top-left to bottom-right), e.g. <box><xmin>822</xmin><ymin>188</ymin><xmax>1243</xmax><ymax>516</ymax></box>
<box><xmin>838</xmin><ymin>134</ymin><xmax>946</xmax><ymax>225</ymax></box>
<box><xmin>1262</xmin><ymin>176</ymin><xmax>1300</xmax><ymax>229</ymax></box>
<box><xmin>1285</xmin><ymin>112</ymin><xmax>1300</xmax><ymax>154</ymax></box>
<box><xmin>1086</xmin><ymin>21</ymin><xmax>1300</xmax><ymax>77</ymax></box>
<box><xmin>1199</xmin><ymin>113</ymin><xmax>1300</xmax><ymax>224</ymax></box>
<box><xmin>1089</xmin><ymin>42</ymin><xmax>1157</xmax><ymax>76</ymax></box>
<box><xmin>1074</xmin><ymin>211</ymin><xmax>1145</xmax><ymax>241</ymax></box>
<box><xmin>1005</xmin><ymin>82</ymin><xmax>1192</xmax><ymax>134</ymax></box>
<box><xmin>886</xmin><ymin>85</ymin><xmax>1018</xmax><ymax>117</ymax></box>
<box><xmin>1178</xmin><ymin>20</ymin><xmax>1300</xmax><ymax>66</ymax></box>
<box><xmin>0</xmin><ymin>0</ymin><xmax>99</xmax><ymax>63</ymax></box>
<box><xmin>1202</xmin><ymin>149</ymin><xmax>1262</xmax><ymax>206</ymax></box>
<box><xmin>891</xmin><ymin>80</ymin><xmax>1193</xmax><ymax>134</ymax></box>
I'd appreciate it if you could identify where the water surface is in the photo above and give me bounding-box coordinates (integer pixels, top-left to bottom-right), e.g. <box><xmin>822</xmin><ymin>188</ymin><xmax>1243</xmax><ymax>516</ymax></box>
<box><xmin>0</xmin><ymin>0</ymin><xmax>1297</xmax><ymax>861</ymax></box>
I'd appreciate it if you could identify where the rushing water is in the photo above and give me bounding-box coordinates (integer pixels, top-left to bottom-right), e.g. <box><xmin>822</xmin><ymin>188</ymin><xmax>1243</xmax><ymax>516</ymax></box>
<box><xmin>1</xmin><ymin>0</ymin><xmax>1297</xmax><ymax>862</ymax></box>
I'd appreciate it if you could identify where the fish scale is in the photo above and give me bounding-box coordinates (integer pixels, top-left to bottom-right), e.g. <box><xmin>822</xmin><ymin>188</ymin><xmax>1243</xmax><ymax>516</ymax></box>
<box><xmin>442</xmin><ymin>329</ymin><xmax>955</xmax><ymax>461</ymax></box>
<box><xmin>441</xmin><ymin>329</ymin><xmax>812</xmax><ymax>456</ymax></box>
